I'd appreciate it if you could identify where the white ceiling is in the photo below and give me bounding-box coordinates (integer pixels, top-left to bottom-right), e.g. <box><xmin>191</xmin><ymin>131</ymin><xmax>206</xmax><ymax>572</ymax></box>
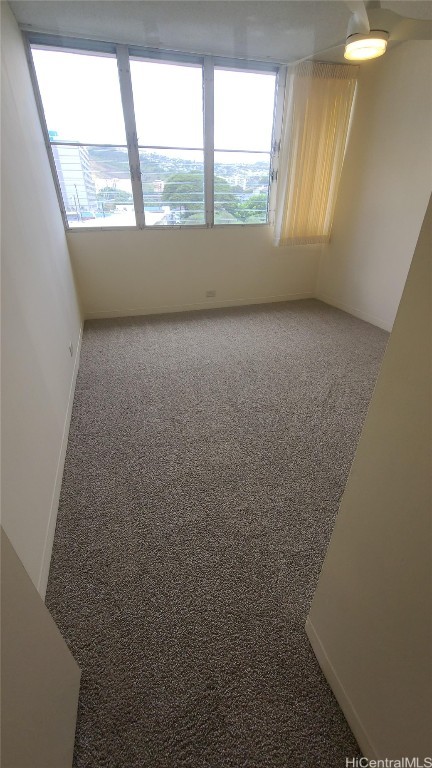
<box><xmin>9</xmin><ymin>1</ymin><xmax>432</xmax><ymax>64</ymax></box>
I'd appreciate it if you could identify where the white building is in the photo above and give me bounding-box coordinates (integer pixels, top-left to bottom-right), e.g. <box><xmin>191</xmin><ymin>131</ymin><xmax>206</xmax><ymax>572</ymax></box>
<box><xmin>52</xmin><ymin>142</ymin><xmax>97</xmax><ymax>213</ymax></box>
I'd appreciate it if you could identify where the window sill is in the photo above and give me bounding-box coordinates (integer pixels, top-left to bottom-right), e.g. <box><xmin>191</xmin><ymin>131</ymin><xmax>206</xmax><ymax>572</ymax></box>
<box><xmin>66</xmin><ymin>223</ymin><xmax>271</xmax><ymax>233</ymax></box>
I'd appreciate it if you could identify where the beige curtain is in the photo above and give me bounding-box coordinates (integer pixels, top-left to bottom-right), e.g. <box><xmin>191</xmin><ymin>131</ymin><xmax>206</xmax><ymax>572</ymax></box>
<box><xmin>275</xmin><ymin>61</ymin><xmax>358</xmax><ymax>246</ymax></box>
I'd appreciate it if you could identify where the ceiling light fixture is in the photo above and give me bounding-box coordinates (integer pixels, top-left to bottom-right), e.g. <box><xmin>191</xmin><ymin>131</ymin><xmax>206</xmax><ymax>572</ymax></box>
<box><xmin>344</xmin><ymin>30</ymin><xmax>389</xmax><ymax>61</ymax></box>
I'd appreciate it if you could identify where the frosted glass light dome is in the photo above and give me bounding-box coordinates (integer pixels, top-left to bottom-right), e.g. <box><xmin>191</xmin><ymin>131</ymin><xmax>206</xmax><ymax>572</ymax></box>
<box><xmin>344</xmin><ymin>31</ymin><xmax>388</xmax><ymax>61</ymax></box>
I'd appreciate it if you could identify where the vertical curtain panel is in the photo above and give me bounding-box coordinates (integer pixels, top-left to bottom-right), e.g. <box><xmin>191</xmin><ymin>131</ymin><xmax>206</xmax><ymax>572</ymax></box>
<box><xmin>275</xmin><ymin>61</ymin><xmax>358</xmax><ymax>246</ymax></box>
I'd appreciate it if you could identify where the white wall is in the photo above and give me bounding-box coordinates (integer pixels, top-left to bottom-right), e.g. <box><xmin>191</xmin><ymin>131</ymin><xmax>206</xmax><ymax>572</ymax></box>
<box><xmin>69</xmin><ymin>227</ymin><xmax>319</xmax><ymax>319</ymax></box>
<box><xmin>307</xmin><ymin>197</ymin><xmax>432</xmax><ymax>760</ymax></box>
<box><xmin>317</xmin><ymin>41</ymin><xmax>432</xmax><ymax>331</ymax></box>
<box><xmin>1</xmin><ymin>2</ymin><xmax>82</xmax><ymax>596</ymax></box>
<box><xmin>2</xmin><ymin>528</ymin><xmax>80</xmax><ymax>768</ymax></box>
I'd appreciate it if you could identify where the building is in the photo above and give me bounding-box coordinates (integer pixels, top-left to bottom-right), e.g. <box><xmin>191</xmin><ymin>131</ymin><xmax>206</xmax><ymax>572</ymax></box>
<box><xmin>227</xmin><ymin>174</ymin><xmax>248</xmax><ymax>190</ymax></box>
<box><xmin>51</xmin><ymin>142</ymin><xmax>97</xmax><ymax>214</ymax></box>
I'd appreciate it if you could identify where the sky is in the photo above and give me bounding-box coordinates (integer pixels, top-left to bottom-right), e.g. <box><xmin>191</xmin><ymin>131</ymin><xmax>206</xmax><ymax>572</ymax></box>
<box><xmin>32</xmin><ymin>48</ymin><xmax>276</xmax><ymax>162</ymax></box>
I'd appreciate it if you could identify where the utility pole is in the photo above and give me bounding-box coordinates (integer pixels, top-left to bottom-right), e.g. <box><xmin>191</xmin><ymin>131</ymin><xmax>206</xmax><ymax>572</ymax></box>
<box><xmin>74</xmin><ymin>184</ymin><xmax>82</xmax><ymax>220</ymax></box>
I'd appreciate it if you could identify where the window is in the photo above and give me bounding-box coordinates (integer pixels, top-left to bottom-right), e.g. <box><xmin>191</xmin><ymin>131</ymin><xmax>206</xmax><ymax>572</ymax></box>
<box><xmin>29</xmin><ymin>36</ymin><xmax>280</xmax><ymax>230</ymax></box>
<box><xmin>130</xmin><ymin>59</ymin><xmax>205</xmax><ymax>226</ymax></box>
<box><xmin>32</xmin><ymin>47</ymin><xmax>135</xmax><ymax>228</ymax></box>
<box><xmin>214</xmin><ymin>68</ymin><xmax>276</xmax><ymax>224</ymax></box>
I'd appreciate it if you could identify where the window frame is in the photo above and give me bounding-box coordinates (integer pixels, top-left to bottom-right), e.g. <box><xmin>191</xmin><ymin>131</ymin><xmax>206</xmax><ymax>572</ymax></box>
<box><xmin>24</xmin><ymin>32</ymin><xmax>284</xmax><ymax>232</ymax></box>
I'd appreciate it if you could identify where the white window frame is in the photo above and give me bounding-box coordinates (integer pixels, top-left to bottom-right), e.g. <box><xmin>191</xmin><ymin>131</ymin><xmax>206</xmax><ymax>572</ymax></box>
<box><xmin>24</xmin><ymin>32</ymin><xmax>284</xmax><ymax>232</ymax></box>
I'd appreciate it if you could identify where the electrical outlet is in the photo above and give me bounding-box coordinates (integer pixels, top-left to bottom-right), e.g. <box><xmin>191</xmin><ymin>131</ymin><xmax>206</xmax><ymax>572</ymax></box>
<box><xmin>206</xmin><ymin>290</ymin><xmax>216</xmax><ymax>298</ymax></box>
<box><xmin>69</xmin><ymin>342</ymin><xmax>74</xmax><ymax>357</ymax></box>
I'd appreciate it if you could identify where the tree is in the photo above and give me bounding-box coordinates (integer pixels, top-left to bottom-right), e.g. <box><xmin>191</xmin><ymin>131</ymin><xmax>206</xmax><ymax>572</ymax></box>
<box><xmin>238</xmin><ymin>193</ymin><xmax>268</xmax><ymax>222</ymax></box>
<box><xmin>97</xmin><ymin>186</ymin><xmax>133</xmax><ymax>212</ymax></box>
<box><xmin>162</xmin><ymin>172</ymin><xmax>244</xmax><ymax>221</ymax></box>
<box><xmin>214</xmin><ymin>176</ymin><xmax>242</xmax><ymax>219</ymax></box>
<box><xmin>162</xmin><ymin>173</ymin><xmax>204</xmax><ymax>218</ymax></box>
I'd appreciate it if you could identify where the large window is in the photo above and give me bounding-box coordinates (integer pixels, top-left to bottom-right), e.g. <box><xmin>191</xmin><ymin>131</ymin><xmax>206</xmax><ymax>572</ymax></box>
<box><xmin>29</xmin><ymin>37</ymin><xmax>280</xmax><ymax>230</ymax></box>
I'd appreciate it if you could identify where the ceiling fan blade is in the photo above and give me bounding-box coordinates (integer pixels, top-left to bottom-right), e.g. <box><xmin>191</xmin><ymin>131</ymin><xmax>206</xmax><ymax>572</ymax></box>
<box><xmin>365</xmin><ymin>1</ymin><xmax>382</xmax><ymax>11</ymax></box>
<box><xmin>390</xmin><ymin>17</ymin><xmax>432</xmax><ymax>41</ymax></box>
<box><xmin>287</xmin><ymin>41</ymin><xmax>347</xmax><ymax>66</ymax></box>
<box><xmin>368</xmin><ymin>7</ymin><xmax>432</xmax><ymax>40</ymax></box>
<box><xmin>345</xmin><ymin>1</ymin><xmax>371</xmax><ymax>34</ymax></box>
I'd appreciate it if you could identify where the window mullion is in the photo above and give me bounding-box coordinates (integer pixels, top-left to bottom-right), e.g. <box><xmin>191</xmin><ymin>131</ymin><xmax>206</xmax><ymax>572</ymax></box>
<box><xmin>203</xmin><ymin>56</ymin><xmax>214</xmax><ymax>228</ymax></box>
<box><xmin>268</xmin><ymin>65</ymin><xmax>287</xmax><ymax>226</ymax></box>
<box><xmin>116</xmin><ymin>45</ymin><xmax>145</xmax><ymax>228</ymax></box>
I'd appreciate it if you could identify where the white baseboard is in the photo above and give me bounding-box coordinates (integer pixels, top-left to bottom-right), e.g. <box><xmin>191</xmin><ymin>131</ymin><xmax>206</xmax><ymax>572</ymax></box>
<box><xmin>37</xmin><ymin>323</ymin><xmax>84</xmax><ymax>599</ymax></box>
<box><xmin>83</xmin><ymin>293</ymin><xmax>315</xmax><ymax>320</ymax></box>
<box><xmin>316</xmin><ymin>292</ymin><xmax>392</xmax><ymax>332</ymax></box>
<box><xmin>305</xmin><ymin>617</ymin><xmax>378</xmax><ymax>760</ymax></box>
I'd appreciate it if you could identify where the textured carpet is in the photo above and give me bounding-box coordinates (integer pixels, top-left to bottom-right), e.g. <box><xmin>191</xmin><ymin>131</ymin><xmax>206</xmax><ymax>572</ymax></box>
<box><xmin>46</xmin><ymin>299</ymin><xmax>388</xmax><ymax>768</ymax></box>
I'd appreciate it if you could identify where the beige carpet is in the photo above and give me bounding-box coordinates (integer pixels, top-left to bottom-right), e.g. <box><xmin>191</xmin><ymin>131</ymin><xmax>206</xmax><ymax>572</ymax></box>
<box><xmin>46</xmin><ymin>299</ymin><xmax>388</xmax><ymax>767</ymax></box>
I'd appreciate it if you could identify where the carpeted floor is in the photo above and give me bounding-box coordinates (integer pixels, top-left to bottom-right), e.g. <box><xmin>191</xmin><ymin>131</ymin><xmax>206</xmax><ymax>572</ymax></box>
<box><xmin>46</xmin><ymin>299</ymin><xmax>388</xmax><ymax>768</ymax></box>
